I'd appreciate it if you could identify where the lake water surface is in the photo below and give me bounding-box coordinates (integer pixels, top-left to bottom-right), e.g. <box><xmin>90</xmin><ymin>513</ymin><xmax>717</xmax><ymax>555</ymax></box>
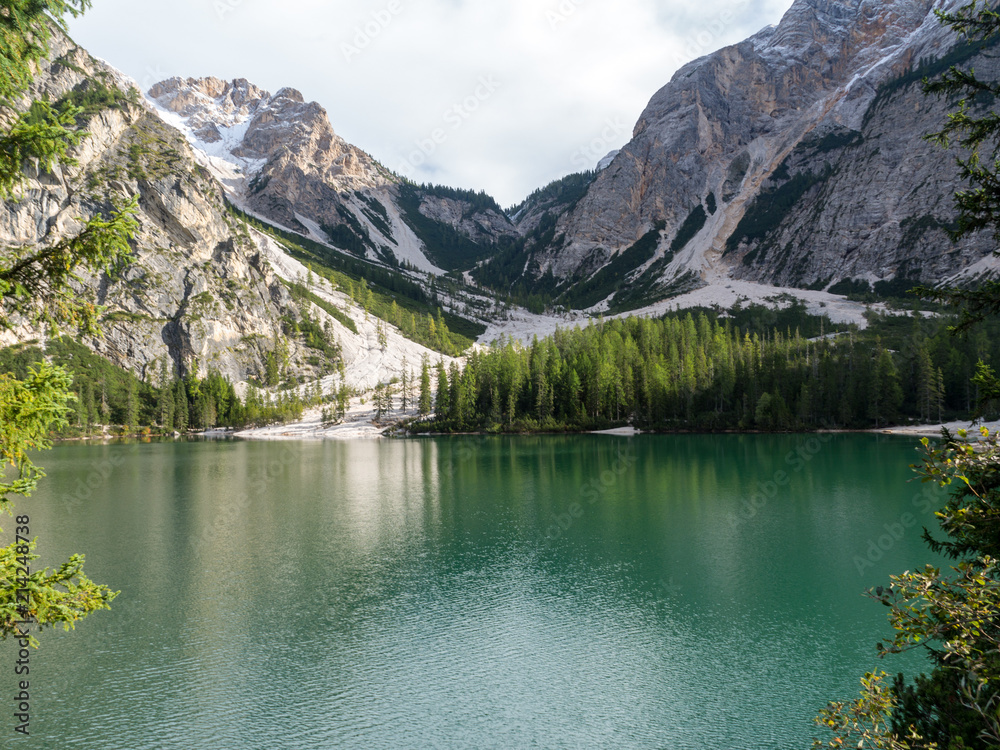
<box><xmin>4</xmin><ymin>434</ymin><xmax>946</xmax><ymax>749</ymax></box>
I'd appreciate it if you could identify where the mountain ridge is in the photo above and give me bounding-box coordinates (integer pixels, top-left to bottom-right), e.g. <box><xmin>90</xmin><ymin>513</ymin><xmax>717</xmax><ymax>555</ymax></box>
<box><xmin>3</xmin><ymin>0</ymin><xmax>995</xmax><ymax>398</ymax></box>
<box><xmin>0</xmin><ymin>28</ymin><xmax>466</xmax><ymax>398</ymax></box>
<box><xmin>473</xmin><ymin>0</ymin><xmax>998</xmax><ymax>312</ymax></box>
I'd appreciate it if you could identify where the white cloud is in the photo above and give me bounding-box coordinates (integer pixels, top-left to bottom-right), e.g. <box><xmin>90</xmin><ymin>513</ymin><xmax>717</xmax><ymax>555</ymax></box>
<box><xmin>69</xmin><ymin>0</ymin><xmax>793</xmax><ymax>206</ymax></box>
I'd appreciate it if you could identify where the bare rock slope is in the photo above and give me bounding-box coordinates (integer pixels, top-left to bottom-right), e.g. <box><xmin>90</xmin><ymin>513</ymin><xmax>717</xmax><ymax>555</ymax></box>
<box><xmin>148</xmin><ymin>77</ymin><xmax>518</xmax><ymax>274</ymax></box>
<box><xmin>497</xmin><ymin>0</ymin><xmax>996</xmax><ymax>310</ymax></box>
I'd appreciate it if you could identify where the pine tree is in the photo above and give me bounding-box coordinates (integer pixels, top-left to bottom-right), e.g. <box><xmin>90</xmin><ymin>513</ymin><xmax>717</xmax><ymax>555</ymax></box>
<box><xmin>916</xmin><ymin>344</ymin><xmax>935</xmax><ymax>422</ymax></box>
<box><xmin>174</xmin><ymin>380</ymin><xmax>189</xmax><ymax>432</ymax></box>
<box><xmin>265</xmin><ymin>351</ymin><xmax>280</xmax><ymax>387</ymax></box>
<box><xmin>336</xmin><ymin>384</ymin><xmax>350</xmax><ymax>420</ymax></box>
<box><xmin>73</xmin><ymin>387</ymin><xmax>86</xmax><ymax>428</ymax></box>
<box><xmin>819</xmin><ymin>6</ymin><xmax>1000</xmax><ymax>745</ymax></box>
<box><xmin>157</xmin><ymin>360</ymin><xmax>174</xmax><ymax>428</ymax></box>
<box><xmin>0</xmin><ymin>0</ymin><xmax>131</xmax><ymax>641</ymax></box>
<box><xmin>436</xmin><ymin>308</ymin><xmax>449</xmax><ymax>351</ymax></box>
<box><xmin>915</xmin><ymin>2</ymin><xmax>1000</xmax><ymax>330</ymax></box>
<box><xmin>934</xmin><ymin>367</ymin><xmax>946</xmax><ymax>423</ymax></box>
<box><xmin>125</xmin><ymin>378</ymin><xmax>138</xmax><ymax>429</ymax></box>
<box><xmin>197</xmin><ymin>390</ymin><xmax>216</xmax><ymax>430</ymax></box>
<box><xmin>435</xmin><ymin>359</ymin><xmax>449</xmax><ymax>420</ymax></box>
<box><xmin>386</xmin><ymin>381</ymin><xmax>396</xmax><ymax>417</ymax></box>
<box><xmin>83</xmin><ymin>380</ymin><xmax>97</xmax><ymax>428</ymax></box>
<box><xmin>98</xmin><ymin>380</ymin><xmax>110</xmax><ymax>424</ymax></box>
<box><xmin>419</xmin><ymin>355</ymin><xmax>432</xmax><ymax>416</ymax></box>
<box><xmin>400</xmin><ymin>356</ymin><xmax>410</xmax><ymax>411</ymax></box>
<box><xmin>377</xmin><ymin>320</ymin><xmax>388</xmax><ymax>350</ymax></box>
<box><xmin>448</xmin><ymin>361</ymin><xmax>461</xmax><ymax>419</ymax></box>
<box><xmin>373</xmin><ymin>383</ymin><xmax>388</xmax><ymax>421</ymax></box>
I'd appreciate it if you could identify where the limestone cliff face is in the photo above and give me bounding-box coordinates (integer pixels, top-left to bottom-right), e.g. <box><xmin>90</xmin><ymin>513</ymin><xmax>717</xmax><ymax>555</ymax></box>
<box><xmin>148</xmin><ymin>78</ymin><xmax>383</xmax><ymax>187</ymax></box>
<box><xmin>0</xmin><ymin>34</ymin><xmax>313</xmax><ymax>383</ymax></box>
<box><xmin>503</xmin><ymin>0</ymin><xmax>994</xmax><ymax>307</ymax></box>
<box><xmin>415</xmin><ymin>194</ymin><xmax>517</xmax><ymax>246</ymax></box>
<box><xmin>147</xmin><ymin>77</ymin><xmax>515</xmax><ymax>273</ymax></box>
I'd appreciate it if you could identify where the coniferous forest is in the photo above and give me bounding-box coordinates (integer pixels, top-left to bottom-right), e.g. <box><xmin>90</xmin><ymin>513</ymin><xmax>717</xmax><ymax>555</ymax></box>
<box><xmin>3</xmin><ymin>302</ymin><xmax>994</xmax><ymax>438</ymax></box>
<box><xmin>416</xmin><ymin>303</ymin><xmax>997</xmax><ymax>433</ymax></box>
<box><xmin>0</xmin><ymin>338</ymin><xmax>313</xmax><ymax>436</ymax></box>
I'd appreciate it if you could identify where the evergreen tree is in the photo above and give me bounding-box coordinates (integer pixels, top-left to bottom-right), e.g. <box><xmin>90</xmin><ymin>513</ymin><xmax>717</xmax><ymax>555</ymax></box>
<box><xmin>916</xmin><ymin>344</ymin><xmax>935</xmax><ymax>422</ymax></box>
<box><xmin>916</xmin><ymin>2</ymin><xmax>1000</xmax><ymax>330</ymax></box>
<box><xmin>125</xmin><ymin>378</ymin><xmax>138</xmax><ymax>429</ymax></box>
<box><xmin>98</xmin><ymin>380</ymin><xmax>110</xmax><ymax>424</ymax></box>
<box><xmin>73</xmin><ymin>387</ymin><xmax>86</xmax><ymax>428</ymax></box>
<box><xmin>83</xmin><ymin>380</ymin><xmax>97</xmax><ymax>428</ymax></box>
<box><xmin>400</xmin><ymin>356</ymin><xmax>410</xmax><ymax>411</ymax></box>
<box><xmin>871</xmin><ymin>344</ymin><xmax>903</xmax><ymax>428</ymax></box>
<box><xmin>373</xmin><ymin>382</ymin><xmax>392</xmax><ymax>422</ymax></box>
<box><xmin>377</xmin><ymin>320</ymin><xmax>387</xmax><ymax>350</ymax></box>
<box><xmin>336</xmin><ymin>384</ymin><xmax>350</xmax><ymax>420</ymax></box>
<box><xmin>157</xmin><ymin>360</ymin><xmax>174</xmax><ymax>428</ymax></box>
<box><xmin>0</xmin><ymin>0</ymin><xmax>132</xmax><ymax>640</ymax></box>
<box><xmin>448</xmin><ymin>361</ymin><xmax>461</xmax><ymax>421</ymax></box>
<box><xmin>818</xmin><ymin>4</ymin><xmax>1000</xmax><ymax>747</ymax></box>
<box><xmin>173</xmin><ymin>380</ymin><xmax>189</xmax><ymax>432</ymax></box>
<box><xmin>419</xmin><ymin>355</ymin><xmax>432</xmax><ymax>416</ymax></box>
<box><xmin>934</xmin><ymin>367</ymin><xmax>946</xmax><ymax>423</ymax></box>
<box><xmin>264</xmin><ymin>351</ymin><xmax>279</xmax><ymax>387</ymax></box>
<box><xmin>435</xmin><ymin>359</ymin><xmax>449</xmax><ymax>420</ymax></box>
<box><xmin>197</xmin><ymin>390</ymin><xmax>216</xmax><ymax>430</ymax></box>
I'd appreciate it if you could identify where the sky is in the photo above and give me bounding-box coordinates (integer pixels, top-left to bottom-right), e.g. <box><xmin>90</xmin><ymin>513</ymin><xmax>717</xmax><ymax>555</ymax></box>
<box><xmin>68</xmin><ymin>0</ymin><xmax>793</xmax><ymax>208</ymax></box>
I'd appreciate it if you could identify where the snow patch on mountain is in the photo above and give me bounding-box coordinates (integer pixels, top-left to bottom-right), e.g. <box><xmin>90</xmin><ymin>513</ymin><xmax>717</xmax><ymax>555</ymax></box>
<box><xmin>146</xmin><ymin>80</ymin><xmax>267</xmax><ymax>184</ymax></box>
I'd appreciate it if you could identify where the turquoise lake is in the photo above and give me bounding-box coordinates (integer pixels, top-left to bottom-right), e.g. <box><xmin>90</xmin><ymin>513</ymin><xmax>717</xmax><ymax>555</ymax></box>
<box><xmin>2</xmin><ymin>434</ymin><xmax>947</xmax><ymax>749</ymax></box>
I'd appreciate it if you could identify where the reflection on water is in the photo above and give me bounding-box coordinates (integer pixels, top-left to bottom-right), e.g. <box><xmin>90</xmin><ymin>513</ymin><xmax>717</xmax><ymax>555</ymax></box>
<box><xmin>3</xmin><ymin>434</ymin><xmax>941</xmax><ymax>749</ymax></box>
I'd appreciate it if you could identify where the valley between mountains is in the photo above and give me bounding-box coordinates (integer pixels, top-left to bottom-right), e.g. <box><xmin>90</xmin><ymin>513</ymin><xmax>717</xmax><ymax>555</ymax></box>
<box><xmin>2</xmin><ymin>0</ymin><xmax>996</xmax><ymax>436</ymax></box>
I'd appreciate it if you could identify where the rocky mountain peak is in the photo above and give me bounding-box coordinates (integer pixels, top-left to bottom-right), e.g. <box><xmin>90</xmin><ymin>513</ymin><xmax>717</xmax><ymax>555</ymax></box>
<box><xmin>762</xmin><ymin>0</ymin><xmax>939</xmax><ymax>70</ymax></box>
<box><xmin>147</xmin><ymin>76</ymin><xmax>269</xmax><ymax>139</ymax></box>
<box><xmin>147</xmin><ymin>75</ymin><xmax>392</xmax><ymax>234</ymax></box>
<box><xmin>274</xmin><ymin>86</ymin><xmax>305</xmax><ymax>103</ymax></box>
<box><xmin>487</xmin><ymin>0</ymin><xmax>990</xmax><ymax>312</ymax></box>
<box><xmin>145</xmin><ymin>76</ymin><xmax>520</xmax><ymax>277</ymax></box>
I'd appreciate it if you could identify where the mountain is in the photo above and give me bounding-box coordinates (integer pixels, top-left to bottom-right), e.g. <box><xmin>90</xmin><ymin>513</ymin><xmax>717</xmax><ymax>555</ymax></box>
<box><xmin>482</xmin><ymin>0</ymin><xmax>998</xmax><ymax>312</ymax></box>
<box><xmin>3</xmin><ymin>0</ymin><xmax>995</xmax><ymax>397</ymax></box>
<box><xmin>143</xmin><ymin>0</ymin><xmax>998</xmax><ymax>322</ymax></box>
<box><xmin>0</xmin><ymin>30</ymin><xmax>460</xmax><ymax>390</ymax></box>
<box><xmin>0</xmin><ymin>35</ymin><xmax>293</xmax><ymax>383</ymax></box>
<box><xmin>147</xmin><ymin>78</ymin><xmax>518</xmax><ymax>276</ymax></box>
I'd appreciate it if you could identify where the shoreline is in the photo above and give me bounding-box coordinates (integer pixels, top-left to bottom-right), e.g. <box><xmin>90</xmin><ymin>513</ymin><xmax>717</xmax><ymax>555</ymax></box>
<box><xmin>867</xmin><ymin>419</ymin><xmax>998</xmax><ymax>438</ymax></box>
<box><xmin>232</xmin><ymin>418</ymin><xmax>995</xmax><ymax>441</ymax></box>
<box><xmin>51</xmin><ymin>417</ymin><xmax>997</xmax><ymax>444</ymax></box>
